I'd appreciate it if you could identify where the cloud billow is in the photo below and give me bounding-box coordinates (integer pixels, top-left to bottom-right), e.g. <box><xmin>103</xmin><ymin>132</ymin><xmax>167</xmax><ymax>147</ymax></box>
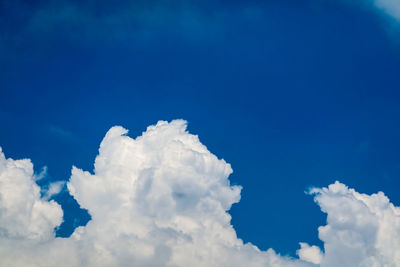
<box><xmin>0</xmin><ymin>120</ymin><xmax>399</xmax><ymax>266</ymax></box>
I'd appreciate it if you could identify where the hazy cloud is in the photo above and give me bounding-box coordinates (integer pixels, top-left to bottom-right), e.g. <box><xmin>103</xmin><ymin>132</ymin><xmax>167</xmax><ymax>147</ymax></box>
<box><xmin>374</xmin><ymin>0</ymin><xmax>400</xmax><ymax>21</ymax></box>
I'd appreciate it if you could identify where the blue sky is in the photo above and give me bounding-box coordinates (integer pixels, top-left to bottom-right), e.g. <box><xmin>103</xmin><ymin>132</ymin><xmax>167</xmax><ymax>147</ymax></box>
<box><xmin>1</xmin><ymin>0</ymin><xmax>400</xmax><ymax>258</ymax></box>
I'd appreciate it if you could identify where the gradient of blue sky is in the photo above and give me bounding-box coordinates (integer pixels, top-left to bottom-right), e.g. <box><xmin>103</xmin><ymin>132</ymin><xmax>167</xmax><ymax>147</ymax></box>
<box><xmin>1</xmin><ymin>0</ymin><xmax>400</xmax><ymax>256</ymax></box>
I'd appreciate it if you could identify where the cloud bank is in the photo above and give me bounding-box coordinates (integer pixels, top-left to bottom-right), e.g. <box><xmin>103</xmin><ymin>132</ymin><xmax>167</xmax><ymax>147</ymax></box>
<box><xmin>0</xmin><ymin>120</ymin><xmax>399</xmax><ymax>266</ymax></box>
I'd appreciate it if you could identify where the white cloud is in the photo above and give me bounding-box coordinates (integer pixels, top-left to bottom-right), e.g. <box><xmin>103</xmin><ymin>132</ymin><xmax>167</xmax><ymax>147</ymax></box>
<box><xmin>310</xmin><ymin>181</ymin><xmax>400</xmax><ymax>266</ymax></box>
<box><xmin>297</xmin><ymin>243</ymin><xmax>323</xmax><ymax>265</ymax></box>
<box><xmin>35</xmin><ymin>165</ymin><xmax>48</xmax><ymax>181</ymax></box>
<box><xmin>0</xmin><ymin>120</ymin><xmax>399</xmax><ymax>266</ymax></box>
<box><xmin>42</xmin><ymin>181</ymin><xmax>65</xmax><ymax>201</ymax></box>
<box><xmin>0</xmin><ymin>148</ymin><xmax>62</xmax><ymax>241</ymax></box>
<box><xmin>66</xmin><ymin>120</ymin><xmax>305</xmax><ymax>267</ymax></box>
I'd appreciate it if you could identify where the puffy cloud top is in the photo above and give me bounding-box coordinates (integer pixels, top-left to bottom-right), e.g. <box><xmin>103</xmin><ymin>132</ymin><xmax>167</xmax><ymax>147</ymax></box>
<box><xmin>0</xmin><ymin>148</ymin><xmax>62</xmax><ymax>241</ymax></box>
<box><xmin>0</xmin><ymin>120</ymin><xmax>399</xmax><ymax>266</ymax></box>
<box><xmin>310</xmin><ymin>181</ymin><xmax>400</xmax><ymax>266</ymax></box>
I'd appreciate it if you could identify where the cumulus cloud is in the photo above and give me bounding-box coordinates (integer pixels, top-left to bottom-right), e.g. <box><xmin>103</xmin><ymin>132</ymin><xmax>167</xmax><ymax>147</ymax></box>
<box><xmin>309</xmin><ymin>181</ymin><xmax>400</xmax><ymax>266</ymax></box>
<box><xmin>66</xmin><ymin>120</ymin><xmax>305</xmax><ymax>267</ymax></box>
<box><xmin>0</xmin><ymin>120</ymin><xmax>399</xmax><ymax>266</ymax></box>
<box><xmin>0</xmin><ymin>148</ymin><xmax>62</xmax><ymax>241</ymax></box>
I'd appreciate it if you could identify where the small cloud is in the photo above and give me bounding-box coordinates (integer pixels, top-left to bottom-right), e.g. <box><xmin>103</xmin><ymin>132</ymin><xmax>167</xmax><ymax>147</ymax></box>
<box><xmin>297</xmin><ymin>242</ymin><xmax>323</xmax><ymax>264</ymax></box>
<box><xmin>35</xmin><ymin>166</ymin><xmax>48</xmax><ymax>181</ymax></box>
<box><xmin>42</xmin><ymin>181</ymin><xmax>66</xmax><ymax>201</ymax></box>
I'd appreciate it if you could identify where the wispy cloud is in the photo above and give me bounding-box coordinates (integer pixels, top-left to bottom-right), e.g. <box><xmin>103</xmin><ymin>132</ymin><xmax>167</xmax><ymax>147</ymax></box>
<box><xmin>35</xmin><ymin>165</ymin><xmax>48</xmax><ymax>181</ymax></box>
<box><xmin>41</xmin><ymin>181</ymin><xmax>66</xmax><ymax>201</ymax></box>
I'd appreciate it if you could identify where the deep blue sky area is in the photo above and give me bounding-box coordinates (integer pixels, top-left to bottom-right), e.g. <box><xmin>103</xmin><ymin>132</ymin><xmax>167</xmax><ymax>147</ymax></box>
<box><xmin>1</xmin><ymin>0</ymin><xmax>400</xmax><ymax>256</ymax></box>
